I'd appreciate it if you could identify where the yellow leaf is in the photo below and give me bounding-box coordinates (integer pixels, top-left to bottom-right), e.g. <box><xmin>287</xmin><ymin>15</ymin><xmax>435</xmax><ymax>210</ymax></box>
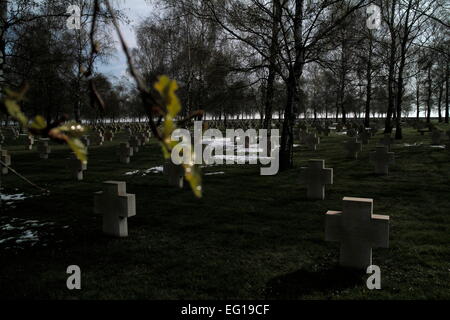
<box><xmin>154</xmin><ymin>75</ymin><xmax>202</xmax><ymax>198</ymax></box>
<box><xmin>4</xmin><ymin>84</ymin><xmax>29</xmax><ymax>101</ymax></box>
<box><xmin>29</xmin><ymin>115</ymin><xmax>47</xmax><ymax>130</ymax></box>
<box><xmin>154</xmin><ymin>75</ymin><xmax>181</xmax><ymax>118</ymax></box>
<box><xmin>66</xmin><ymin>138</ymin><xmax>88</xmax><ymax>164</ymax></box>
<box><xmin>4</xmin><ymin>99</ymin><xmax>28</xmax><ymax>127</ymax></box>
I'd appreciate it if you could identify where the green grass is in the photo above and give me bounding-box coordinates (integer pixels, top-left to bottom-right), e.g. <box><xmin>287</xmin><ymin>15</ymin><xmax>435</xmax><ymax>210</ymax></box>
<box><xmin>0</xmin><ymin>124</ymin><xmax>449</xmax><ymax>300</ymax></box>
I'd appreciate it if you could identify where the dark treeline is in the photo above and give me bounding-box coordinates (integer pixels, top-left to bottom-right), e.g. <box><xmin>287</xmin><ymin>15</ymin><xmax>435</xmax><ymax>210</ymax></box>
<box><xmin>1</xmin><ymin>0</ymin><xmax>449</xmax><ymax>170</ymax></box>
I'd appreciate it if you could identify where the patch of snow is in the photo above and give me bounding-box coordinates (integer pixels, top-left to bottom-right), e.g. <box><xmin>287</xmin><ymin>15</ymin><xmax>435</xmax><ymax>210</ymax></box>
<box><xmin>403</xmin><ymin>143</ymin><xmax>423</xmax><ymax>147</ymax></box>
<box><xmin>1</xmin><ymin>193</ymin><xmax>30</xmax><ymax>201</ymax></box>
<box><xmin>430</xmin><ymin>145</ymin><xmax>445</xmax><ymax>149</ymax></box>
<box><xmin>124</xmin><ymin>166</ymin><xmax>164</xmax><ymax>176</ymax></box>
<box><xmin>0</xmin><ymin>237</ymin><xmax>15</xmax><ymax>244</ymax></box>
<box><xmin>204</xmin><ymin>171</ymin><xmax>225</xmax><ymax>176</ymax></box>
<box><xmin>144</xmin><ymin>166</ymin><xmax>164</xmax><ymax>174</ymax></box>
<box><xmin>0</xmin><ymin>224</ymin><xmax>25</xmax><ymax>231</ymax></box>
<box><xmin>124</xmin><ymin>170</ymin><xmax>140</xmax><ymax>175</ymax></box>
<box><xmin>15</xmin><ymin>230</ymin><xmax>39</xmax><ymax>244</ymax></box>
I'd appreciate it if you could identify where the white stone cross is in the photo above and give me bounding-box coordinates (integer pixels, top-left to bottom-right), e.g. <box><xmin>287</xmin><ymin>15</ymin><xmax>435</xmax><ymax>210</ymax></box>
<box><xmin>431</xmin><ymin>129</ymin><xmax>443</xmax><ymax>145</ymax></box>
<box><xmin>27</xmin><ymin>135</ymin><xmax>34</xmax><ymax>150</ymax></box>
<box><xmin>305</xmin><ymin>133</ymin><xmax>320</xmax><ymax>151</ymax></box>
<box><xmin>67</xmin><ymin>155</ymin><xmax>87</xmax><ymax>181</ymax></box>
<box><xmin>37</xmin><ymin>139</ymin><xmax>51</xmax><ymax>159</ymax></box>
<box><xmin>299</xmin><ymin>159</ymin><xmax>333</xmax><ymax>200</ymax></box>
<box><xmin>1</xmin><ymin>148</ymin><xmax>11</xmax><ymax>175</ymax></box>
<box><xmin>104</xmin><ymin>130</ymin><xmax>114</xmax><ymax>142</ymax></box>
<box><xmin>118</xmin><ymin>142</ymin><xmax>133</xmax><ymax>164</ymax></box>
<box><xmin>81</xmin><ymin>136</ymin><xmax>90</xmax><ymax>147</ymax></box>
<box><xmin>370</xmin><ymin>146</ymin><xmax>395</xmax><ymax>175</ymax></box>
<box><xmin>139</xmin><ymin>133</ymin><xmax>149</xmax><ymax>145</ymax></box>
<box><xmin>325</xmin><ymin>197</ymin><xmax>389</xmax><ymax>269</ymax></box>
<box><xmin>344</xmin><ymin>138</ymin><xmax>362</xmax><ymax>159</ymax></box>
<box><xmin>91</xmin><ymin>132</ymin><xmax>104</xmax><ymax>146</ymax></box>
<box><xmin>94</xmin><ymin>181</ymin><xmax>136</xmax><ymax>237</ymax></box>
<box><xmin>163</xmin><ymin>159</ymin><xmax>184</xmax><ymax>188</ymax></box>
<box><xmin>129</xmin><ymin>136</ymin><xmax>141</xmax><ymax>153</ymax></box>
<box><xmin>379</xmin><ymin>134</ymin><xmax>394</xmax><ymax>151</ymax></box>
<box><xmin>358</xmin><ymin>130</ymin><xmax>370</xmax><ymax>145</ymax></box>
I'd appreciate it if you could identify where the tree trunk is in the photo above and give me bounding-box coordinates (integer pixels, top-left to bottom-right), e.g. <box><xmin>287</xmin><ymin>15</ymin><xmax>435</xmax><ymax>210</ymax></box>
<box><xmin>339</xmin><ymin>35</ymin><xmax>348</xmax><ymax>124</ymax></box>
<box><xmin>279</xmin><ymin>0</ymin><xmax>304</xmax><ymax>172</ymax></box>
<box><xmin>394</xmin><ymin>0</ymin><xmax>412</xmax><ymax>140</ymax></box>
<box><xmin>0</xmin><ymin>0</ymin><xmax>7</xmax><ymax>94</ymax></box>
<box><xmin>364</xmin><ymin>34</ymin><xmax>373</xmax><ymax>127</ymax></box>
<box><xmin>385</xmin><ymin>0</ymin><xmax>397</xmax><ymax>133</ymax></box>
<box><xmin>280</xmin><ymin>72</ymin><xmax>296</xmax><ymax>171</ymax></box>
<box><xmin>416</xmin><ymin>71</ymin><xmax>420</xmax><ymax>120</ymax></box>
<box><xmin>437</xmin><ymin>80</ymin><xmax>443</xmax><ymax>122</ymax></box>
<box><xmin>263</xmin><ymin>0</ymin><xmax>281</xmax><ymax>130</ymax></box>
<box><xmin>426</xmin><ymin>65</ymin><xmax>432</xmax><ymax>123</ymax></box>
<box><xmin>445</xmin><ymin>62</ymin><xmax>449</xmax><ymax>123</ymax></box>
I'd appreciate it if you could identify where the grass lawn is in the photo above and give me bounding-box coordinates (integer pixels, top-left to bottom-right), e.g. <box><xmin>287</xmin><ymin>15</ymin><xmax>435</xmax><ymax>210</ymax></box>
<box><xmin>0</xmin><ymin>124</ymin><xmax>449</xmax><ymax>299</ymax></box>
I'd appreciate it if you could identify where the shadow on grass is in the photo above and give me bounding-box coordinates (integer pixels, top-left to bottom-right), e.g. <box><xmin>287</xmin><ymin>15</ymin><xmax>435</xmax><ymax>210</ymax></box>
<box><xmin>265</xmin><ymin>266</ymin><xmax>364</xmax><ymax>299</ymax></box>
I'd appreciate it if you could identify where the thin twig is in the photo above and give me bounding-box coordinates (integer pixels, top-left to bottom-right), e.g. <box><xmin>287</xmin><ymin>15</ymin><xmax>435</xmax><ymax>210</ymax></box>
<box><xmin>0</xmin><ymin>160</ymin><xmax>49</xmax><ymax>193</ymax></box>
<box><xmin>103</xmin><ymin>0</ymin><xmax>164</xmax><ymax>141</ymax></box>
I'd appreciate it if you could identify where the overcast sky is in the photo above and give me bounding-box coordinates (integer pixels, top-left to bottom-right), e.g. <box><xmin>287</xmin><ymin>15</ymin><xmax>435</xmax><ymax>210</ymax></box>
<box><xmin>99</xmin><ymin>1</ymin><xmax>154</xmax><ymax>81</ymax></box>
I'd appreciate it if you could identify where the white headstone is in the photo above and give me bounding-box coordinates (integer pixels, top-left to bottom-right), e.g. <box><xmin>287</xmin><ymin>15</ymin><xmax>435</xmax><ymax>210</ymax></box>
<box><xmin>118</xmin><ymin>142</ymin><xmax>133</xmax><ymax>164</ymax></box>
<box><xmin>94</xmin><ymin>181</ymin><xmax>136</xmax><ymax>237</ymax></box>
<box><xmin>370</xmin><ymin>146</ymin><xmax>395</xmax><ymax>175</ymax></box>
<box><xmin>299</xmin><ymin>159</ymin><xmax>333</xmax><ymax>200</ymax></box>
<box><xmin>1</xmin><ymin>148</ymin><xmax>11</xmax><ymax>175</ymax></box>
<box><xmin>431</xmin><ymin>130</ymin><xmax>443</xmax><ymax>145</ymax></box>
<box><xmin>325</xmin><ymin>197</ymin><xmax>389</xmax><ymax>269</ymax></box>
<box><xmin>27</xmin><ymin>135</ymin><xmax>34</xmax><ymax>150</ymax></box>
<box><xmin>104</xmin><ymin>130</ymin><xmax>113</xmax><ymax>142</ymax></box>
<box><xmin>37</xmin><ymin>139</ymin><xmax>51</xmax><ymax>159</ymax></box>
<box><xmin>344</xmin><ymin>138</ymin><xmax>362</xmax><ymax>159</ymax></box>
<box><xmin>91</xmin><ymin>132</ymin><xmax>104</xmax><ymax>146</ymax></box>
<box><xmin>379</xmin><ymin>134</ymin><xmax>394</xmax><ymax>151</ymax></box>
<box><xmin>163</xmin><ymin>159</ymin><xmax>184</xmax><ymax>188</ymax></box>
<box><xmin>129</xmin><ymin>136</ymin><xmax>141</xmax><ymax>153</ymax></box>
<box><xmin>67</xmin><ymin>155</ymin><xmax>87</xmax><ymax>181</ymax></box>
<box><xmin>305</xmin><ymin>134</ymin><xmax>320</xmax><ymax>151</ymax></box>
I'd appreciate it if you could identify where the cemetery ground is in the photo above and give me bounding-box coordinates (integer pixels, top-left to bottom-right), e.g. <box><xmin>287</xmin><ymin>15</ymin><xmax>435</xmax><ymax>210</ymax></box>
<box><xmin>0</xmin><ymin>125</ymin><xmax>449</xmax><ymax>300</ymax></box>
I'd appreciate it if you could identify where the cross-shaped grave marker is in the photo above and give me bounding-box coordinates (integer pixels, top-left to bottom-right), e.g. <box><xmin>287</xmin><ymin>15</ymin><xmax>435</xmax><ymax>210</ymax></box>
<box><xmin>129</xmin><ymin>136</ymin><xmax>141</xmax><ymax>153</ymax></box>
<box><xmin>163</xmin><ymin>159</ymin><xmax>184</xmax><ymax>188</ymax></box>
<box><xmin>94</xmin><ymin>181</ymin><xmax>136</xmax><ymax>237</ymax></box>
<box><xmin>298</xmin><ymin>129</ymin><xmax>309</xmax><ymax>144</ymax></box>
<box><xmin>91</xmin><ymin>131</ymin><xmax>104</xmax><ymax>146</ymax></box>
<box><xmin>27</xmin><ymin>135</ymin><xmax>34</xmax><ymax>150</ymax></box>
<box><xmin>431</xmin><ymin>129</ymin><xmax>443</xmax><ymax>145</ymax></box>
<box><xmin>305</xmin><ymin>133</ymin><xmax>320</xmax><ymax>151</ymax></box>
<box><xmin>358</xmin><ymin>130</ymin><xmax>370</xmax><ymax>145</ymax></box>
<box><xmin>299</xmin><ymin>159</ymin><xmax>333</xmax><ymax>200</ymax></box>
<box><xmin>118</xmin><ymin>142</ymin><xmax>133</xmax><ymax>164</ymax></box>
<box><xmin>379</xmin><ymin>134</ymin><xmax>394</xmax><ymax>151</ymax></box>
<box><xmin>344</xmin><ymin>138</ymin><xmax>363</xmax><ymax>159</ymax></box>
<box><xmin>81</xmin><ymin>136</ymin><xmax>90</xmax><ymax>148</ymax></box>
<box><xmin>325</xmin><ymin>197</ymin><xmax>389</xmax><ymax>269</ymax></box>
<box><xmin>37</xmin><ymin>139</ymin><xmax>51</xmax><ymax>159</ymax></box>
<box><xmin>370</xmin><ymin>146</ymin><xmax>395</xmax><ymax>175</ymax></box>
<box><xmin>104</xmin><ymin>130</ymin><xmax>114</xmax><ymax>142</ymax></box>
<box><xmin>346</xmin><ymin>128</ymin><xmax>357</xmax><ymax>137</ymax></box>
<box><xmin>141</xmin><ymin>132</ymin><xmax>150</xmax><ymax>144</ymax></box>
<box><xmin>1</xmin><ymin>148</ymin><xmax>11</xmax><ymax>175</ymax></box>
<box><xmin>66</xmin><ymin>154</ymin><xmax>87</xmax><ymax>181</ymax></box>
